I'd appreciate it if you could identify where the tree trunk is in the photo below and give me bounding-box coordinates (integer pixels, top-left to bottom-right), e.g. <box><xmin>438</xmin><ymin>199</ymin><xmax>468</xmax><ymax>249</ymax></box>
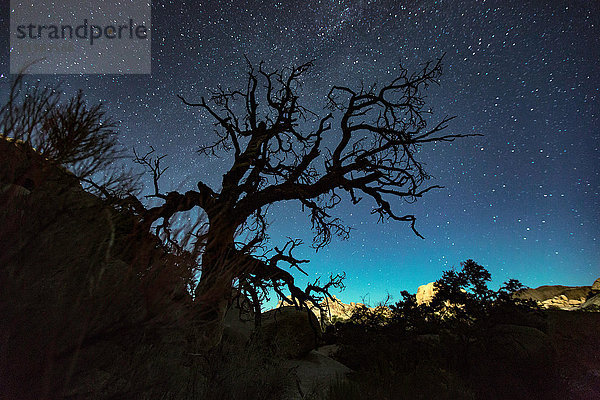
<box><xmin>193</xmin><ymin>223</ymin><xmax>236</xmax><ymax>350</ymax></box>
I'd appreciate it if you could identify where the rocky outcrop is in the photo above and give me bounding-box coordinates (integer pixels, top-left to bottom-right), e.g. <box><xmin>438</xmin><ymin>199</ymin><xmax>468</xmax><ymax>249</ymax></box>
<box><xmin>582</xmin><ymin>294</ymin><xmax>600</xmax><ymax>309</ymax></box>
<box><xmin>0</xmin><ymin>138</ymin><xmax>194</xmax><ymax>399</ymax></box>
<box><xmin>580</xmin><ymin>278</ymin><xmax>600</xmax><ymax>309</ymax></box>
<box><xmin>318</xmin><ymin>295</ymin><xmax>363</xmax><ymax>321</ymax></box>
<box><xmin>514</xmin><ymin>283</ymin><xmax>596</xmax><ymax>310</ymax></box>
<box><xmin>413</xmin><ymin>278</ymin><xmax>600</xmax><ymax>311</ymax></box>
<box><xmin>283</xmin><ymin>347</ymin><xmax>353</xmax><ymax>399</ymax></box>
<box><xmin>416</xmin><ymin>281</ymin><xmax>437</xmax><ymax>305</ymax></box>
<box><xmin>275</xmin><ymin>295</ymin><xmax>377</xmax><ymax>324</ymax></box>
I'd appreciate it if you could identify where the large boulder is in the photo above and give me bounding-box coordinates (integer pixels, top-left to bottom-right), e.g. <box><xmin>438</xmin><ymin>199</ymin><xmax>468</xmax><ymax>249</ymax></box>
<box><xmin>467</xmin><ymin>324</ymin><xmax>562</xmax><ymax>399</ymax></box>
<box><xmin>261</xmin><ymin>306</ymin><xmax>321</xmax><ymax>358</ymax></box>
<box><xmin>582</xmin><ymin>294</ymin><xmax>600</xmax><ymax>309</ymax></box>
<box><xmin>468</xmin><ymin>324</ymin><xmax>555</xmax><ymax>383</ymax></box>
<box><xmin>485</xmin><ymin>324</ymin><xmax>555</xmax><ymax>365</ymax></box>
<box><xmin>282</xmin><ymin>348</ymin><xmax>353</xmax><ymax>399</ymax></box>
<box><xmin>416</xmin><ymin>281</ymin><xmax>437</xmax><ymax>305</ymax></box>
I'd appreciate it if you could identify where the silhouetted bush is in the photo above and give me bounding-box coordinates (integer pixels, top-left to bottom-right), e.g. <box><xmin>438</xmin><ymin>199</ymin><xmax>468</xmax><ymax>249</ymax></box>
<box><xmin>329</xmin><ymin>260</ymin><xmax>568</xmax><ymax>400</ymax></box>
<box><xmin>390</xmin><ymin>259</ymin><xmax>545</xmax><ymax>333</ymax></box>
<box><xmin>188</xmin><ymin>334</ymin><xmax>293</xmax><ymax>400</ymax></box>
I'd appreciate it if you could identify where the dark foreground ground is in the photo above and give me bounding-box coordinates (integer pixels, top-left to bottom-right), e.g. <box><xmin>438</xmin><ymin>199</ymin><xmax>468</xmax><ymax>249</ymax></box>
<box><xmin>324</xmin><ymin>309</ymin><xmax>600</xmax><ymax>400</ymax></box>
<box><xmin>545</xmin><ymin>310</ymin><xmax>600</xmax><ymax>400</ymax></box>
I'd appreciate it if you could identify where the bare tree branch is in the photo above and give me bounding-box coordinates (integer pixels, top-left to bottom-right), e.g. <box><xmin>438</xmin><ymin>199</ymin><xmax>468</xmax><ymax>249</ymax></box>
<box><xmin>136</xmin><ymin>56</ymin><xmax>480</xmax><ymax>347</ymax></box>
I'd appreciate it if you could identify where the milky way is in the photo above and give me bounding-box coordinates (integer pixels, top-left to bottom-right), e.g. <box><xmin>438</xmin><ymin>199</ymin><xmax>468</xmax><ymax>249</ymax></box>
<box><xmin>1</xmin><ymin>0</ymin><xmax>598</xmax><ymax>303</ymax></box>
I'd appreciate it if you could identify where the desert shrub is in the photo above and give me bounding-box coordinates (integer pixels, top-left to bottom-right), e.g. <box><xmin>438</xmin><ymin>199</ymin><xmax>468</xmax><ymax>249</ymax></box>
<box><xmin>0</xmin><ymin>74</ymin><xmax>140</xmax><ymax>198</ymax></box>
<box><xmin>325</xmin><ymin>351</ymin><xmax>474</xmax><ymax>400</ymax></box>
<box><xmin>185</xmin><ymin>335</ymin><xmax>293</xmax><ymax>400</ymax></box>
<box><xmin>387</xmin><ymin>290</ymin><xmax>442</xmax><ymax>333</ymax></box>
<box><xmin>345</xmin><ymin>304</ymin><xmax>392</xmax><ymax>331</ymax></box>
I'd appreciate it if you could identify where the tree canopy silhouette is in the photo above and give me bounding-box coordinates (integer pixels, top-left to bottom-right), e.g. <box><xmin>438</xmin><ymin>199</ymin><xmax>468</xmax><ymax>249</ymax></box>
<box><xmin>388</xmin><ymin>259</ymin><xmax>539</xmax><ymax>333</ymax></box>
<box><xmin>135</xmin><ymin>56</ymin><xmax>477</xmax><ymax>347</ymax></box>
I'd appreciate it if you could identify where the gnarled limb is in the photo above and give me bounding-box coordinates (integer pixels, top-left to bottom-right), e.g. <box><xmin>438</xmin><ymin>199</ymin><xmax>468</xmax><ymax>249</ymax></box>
<box><xmin>136</xmin><ymin>56</ymin><xmax>478</xmax><ymax>348</ymax></box>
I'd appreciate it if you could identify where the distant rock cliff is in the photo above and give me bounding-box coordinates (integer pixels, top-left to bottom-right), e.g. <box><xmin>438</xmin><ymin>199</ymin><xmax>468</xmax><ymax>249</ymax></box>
<box><xmin>514</xmin><ymin>281</ymin><xmax>599</xmax><ymax>310</ymax></box>
<box><xmin>273</xmin><ymin>276</ymin><xmax>600</xmax><ymax>328</ymax></box>
<box><xmin>274</xmin><ymin>295</ymin><xmax>382</xmax><ymax>324</ymax></box>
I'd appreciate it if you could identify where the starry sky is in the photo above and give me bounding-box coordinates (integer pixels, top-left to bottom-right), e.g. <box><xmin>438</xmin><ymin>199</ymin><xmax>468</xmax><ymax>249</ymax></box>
<box><xmin>1</xmin><ymin>0</ymin><xmax>598</xmax><ymax>304</ymax></box>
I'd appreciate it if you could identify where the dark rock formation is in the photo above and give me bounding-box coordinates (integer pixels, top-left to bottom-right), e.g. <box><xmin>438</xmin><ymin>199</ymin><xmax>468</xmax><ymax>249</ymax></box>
<box><xmin>0</xmin><ymin>137</ymin><xmax>194</xmax><ymax>399</ymax></box>
<box><xmin>261</xmin><ymin>306</ymin><xmax>321</xmax><ymax>358</ymax></box>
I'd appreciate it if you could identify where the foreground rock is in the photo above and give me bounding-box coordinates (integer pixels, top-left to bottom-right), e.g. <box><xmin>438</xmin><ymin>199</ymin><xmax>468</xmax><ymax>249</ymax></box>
<box><xmin>1</xmin><ymin>138</ymin><xmax>193</xmax><ymax>399</ymax></box>
<box><xmin>283</xmin><ymin>348</ymin><xmax>353</xmax><ymax>399</ymax></box>
<box><xmin>261</xmin><ymin>306</ymin><xmax>322</xmax><ymax>358</ymax></box>
<box><xmin>223</xmin><ymin>301</ymin><xmax>354</xmax><ymax>397</ymax></box>
<box><xmin>546</xmin><ymin>310</ymin><xmax>600</xmax><ymax>400</ymax></box>
<box><xmin>224</xmin><ymin>301</ymin><xmax>324</xmax><ymax>359</ymax></box>
<box><xmin>485</xmin><ymin>324</ymin><xmax>555</xmax><ymax>365</ymax></box>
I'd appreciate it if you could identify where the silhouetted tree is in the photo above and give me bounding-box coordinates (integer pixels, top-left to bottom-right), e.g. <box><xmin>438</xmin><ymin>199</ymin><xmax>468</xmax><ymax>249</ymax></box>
<box><xmin>135</xmin><ymin>56</ymin><xmax>477</xmax><ymax>348</ymax></box>
<box><xmin>389</xmin><ymin>259</ymin><xmax>541</xmax><ymax>335</ymax></box>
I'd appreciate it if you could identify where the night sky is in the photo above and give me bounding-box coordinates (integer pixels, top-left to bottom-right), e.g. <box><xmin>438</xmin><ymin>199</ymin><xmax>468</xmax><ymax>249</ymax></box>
<box><xmin>1</xmin><ymin>0</ymin><xmax>598</xmax><ymax>304</ymax></box>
